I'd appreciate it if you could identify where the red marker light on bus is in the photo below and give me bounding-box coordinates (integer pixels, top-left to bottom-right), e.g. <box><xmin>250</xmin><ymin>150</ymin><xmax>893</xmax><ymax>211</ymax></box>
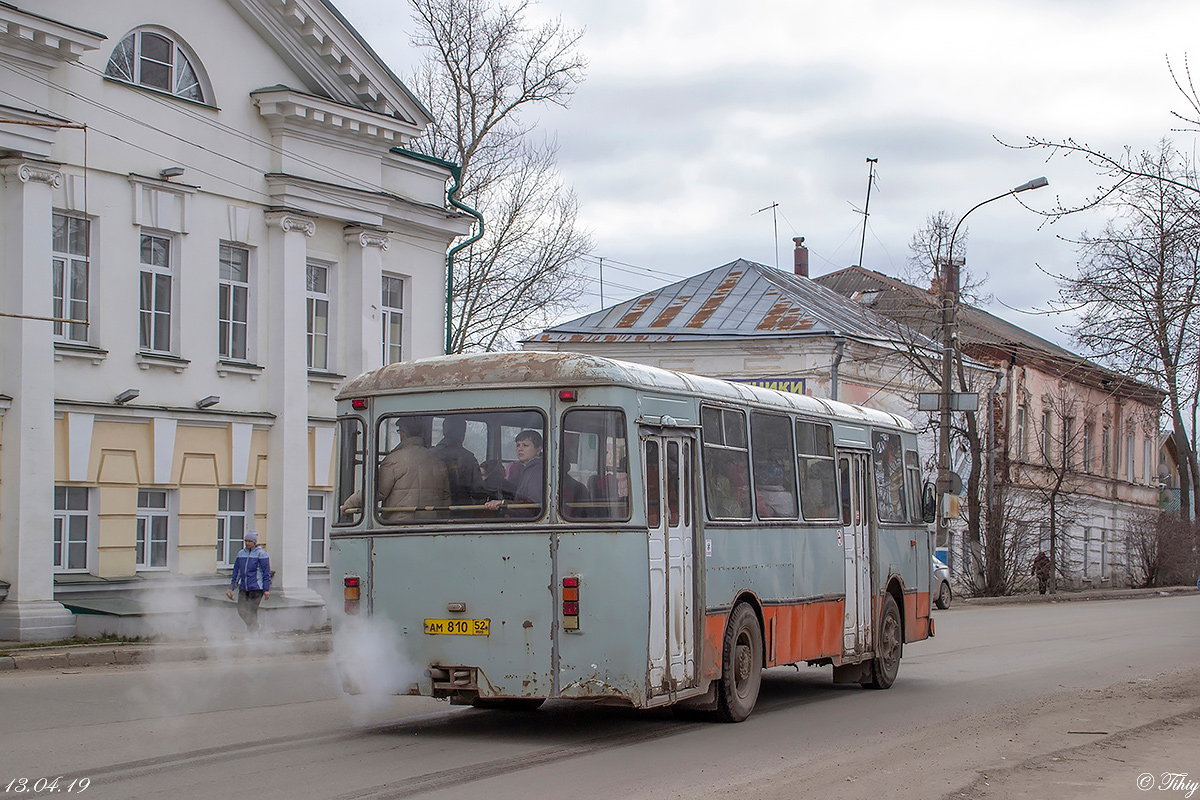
<box><xmin>351</xmin><ymin>398</ymin><xmax>368</xmax><ymax>410</ymax></box>
<box><xmin>562</xmin><ymin>576</ymin><xmax>580</xmax><ymax>631</ymax></box>
<box><xmin>558</xmin><ymin>389</ymin><xmax>578</xmax><ymax>402</ymax></box>
<box><xmin>344</xmin><ymin>574</ymin><xmax>362</xmax><ymax>614</ymax></box>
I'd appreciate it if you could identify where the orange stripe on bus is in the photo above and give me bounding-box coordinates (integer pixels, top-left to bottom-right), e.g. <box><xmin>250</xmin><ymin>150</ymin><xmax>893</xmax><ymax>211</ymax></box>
<box><xmin>704</xmin><ymin>599</ymin><xmax>847</xmax><ymax>673</ymax></box>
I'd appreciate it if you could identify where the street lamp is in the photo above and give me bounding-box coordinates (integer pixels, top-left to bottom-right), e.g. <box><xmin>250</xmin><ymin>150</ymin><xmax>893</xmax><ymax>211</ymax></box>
<box><xmin>937</xmin><ymin>176</ymin><xmax>1048</xmax><ymax>587</ymax></box>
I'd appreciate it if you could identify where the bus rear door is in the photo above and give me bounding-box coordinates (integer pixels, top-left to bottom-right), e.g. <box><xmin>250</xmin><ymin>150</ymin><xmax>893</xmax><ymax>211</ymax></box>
<box><xmin>644</xmin><ymin>431</ymin><xmax>699</xmax><ymax>699</ymax></box>
<box><xmin>838</xmin><ymin>452</ymin><xmax>873</xmax><ymax>658</ymax></box>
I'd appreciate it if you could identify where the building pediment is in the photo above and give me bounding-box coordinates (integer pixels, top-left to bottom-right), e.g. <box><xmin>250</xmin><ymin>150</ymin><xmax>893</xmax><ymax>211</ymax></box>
<box><xmin>226</xmin><ymin>0</ymin><xmax>432</xmax><ymax>127</ymax></box>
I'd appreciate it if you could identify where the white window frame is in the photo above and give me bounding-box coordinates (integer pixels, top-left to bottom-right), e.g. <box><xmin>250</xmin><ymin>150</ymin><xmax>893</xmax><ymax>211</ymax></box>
<box><xmin>1040</xmin><ymin>410</ymin><xmax>1053</xmax><ymax>465</ymax></box>
<box><xmin>53</xmin><ymin>486</ymin><xmax>91</xmax><ymax>573</ymax></box>
<box><xmin>1144</xmin><ymin>437</ymin><xmax>1154</xmax><ymax>486</ymax></box>
<box><xmin>308</xmin><ymin>492</ymin><xmax>329</xmax><ymax>566</ymax></box>
<box><xmin>381</xmin><ymin>273</ymin><xmax>404</xmax><ymax>365</ymax></box>
<box><xmin>218</xmin><ymin>243</ymin><xmax>252</xmax><ymax>362</ymax></box>
<box><xmin>139</xmin><ymin>231</ymin><xmax>174</xmax><ymax>354</ymax></box>
<box><xmin>104</xmin><ymin>28</ymin><xmax>209</xmax><ymax>104</ymax></box>
<box><xmin>1082</xmin><ymin>422</ymin><xmax>1093</xmax><ymax>473</ymax></box>
<box><xmin>1014</xmin><ymin>406</ymin><xmax>1026</xmax><ymax>462</ymax></box>
<box><xmin>136</xmin><ymin>489</ymin><xmax>171</xmax><ymax>571</ymax></box>
<box><xmin>1126</xmin><ymin>429</ymin><xmax>1136</xmax><ymax>483</ymax></box>
<box><xmin>216</xmin><ymin>489</ymin><xmax>252</xmax><ymax>568</ymax></box>
<box><xmin>1102</xmin><ymin>426</ymin><xmax>1111</xmax><ymax>476</ymax></box>
<box><xmin>52</xmin><ymin>212</ymin><xmax>90</xmax><ymax>343</ymax></box>
<box><xmin>306</xmin><ymin>261</ymin><xmax>331</xmax><ymax>371</ymax></box>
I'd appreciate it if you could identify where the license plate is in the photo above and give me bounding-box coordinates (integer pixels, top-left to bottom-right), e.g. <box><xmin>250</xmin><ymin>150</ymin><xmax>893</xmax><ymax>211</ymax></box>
<box><xmin>424</xmin><ymin>618</ymin><xmax>490</xmax><ymax>636</ymax></box>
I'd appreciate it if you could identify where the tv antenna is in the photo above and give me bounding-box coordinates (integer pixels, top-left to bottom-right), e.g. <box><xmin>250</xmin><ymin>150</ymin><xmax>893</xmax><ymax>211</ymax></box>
<box><xmin>857</xmin><ymin>158</ymin><xmax>878</xmax><ymax>268</ymax></box>
<box><xmin>754</xmin><ymin>201</ymin><xmax>780</xmax><ymax>269</ymax></box>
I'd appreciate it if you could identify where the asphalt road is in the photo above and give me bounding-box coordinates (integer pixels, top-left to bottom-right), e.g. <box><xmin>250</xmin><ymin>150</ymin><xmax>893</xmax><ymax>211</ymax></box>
<box><xmin>2</xmin><ymin>594</ymin><xmax>1198</xmax><ymax>800</ymax></box>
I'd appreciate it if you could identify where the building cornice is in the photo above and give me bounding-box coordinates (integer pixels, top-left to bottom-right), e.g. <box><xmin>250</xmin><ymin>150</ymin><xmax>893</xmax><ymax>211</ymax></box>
<box><xmin>252</xmin><ymin>86</ymin><xmax>422</xmax><ymax>150</ymax></box>
<box><xmin>264</xmin><ymin>172</ymin><xmax>472</xmax><ymax>240</ymax></box>
<box><xmin>0</xmin><ymin>5</ymin><xmax>104</xmax><ymax>71</ymax></box>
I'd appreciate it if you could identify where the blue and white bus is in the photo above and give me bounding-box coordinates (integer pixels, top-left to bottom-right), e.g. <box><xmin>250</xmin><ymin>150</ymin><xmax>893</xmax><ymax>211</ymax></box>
<box><xmin>331</xmin><ymin>352</ymin><xmax>934</xmax><ymax>722</ymax></box>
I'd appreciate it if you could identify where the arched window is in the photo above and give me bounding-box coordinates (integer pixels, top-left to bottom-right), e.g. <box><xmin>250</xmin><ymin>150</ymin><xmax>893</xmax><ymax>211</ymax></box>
<box><xmin>105</xmin><ymin>28</ymin><xmax>210</xmax><ymax>104</ymax></box>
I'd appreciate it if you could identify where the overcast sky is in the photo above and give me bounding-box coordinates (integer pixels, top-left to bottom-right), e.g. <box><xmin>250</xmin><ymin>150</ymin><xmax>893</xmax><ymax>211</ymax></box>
<box><xmin>338</xmin><ymin>0</ymin><xmax>1200</xmax><ymax>348</ymax></box>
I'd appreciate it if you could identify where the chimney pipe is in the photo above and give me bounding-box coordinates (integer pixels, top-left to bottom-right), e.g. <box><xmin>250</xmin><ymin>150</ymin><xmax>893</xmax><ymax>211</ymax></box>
<box><xmin>793</xmin><ymin>237</ymin><xmax>809</xmax><ymax>278</ymax></box>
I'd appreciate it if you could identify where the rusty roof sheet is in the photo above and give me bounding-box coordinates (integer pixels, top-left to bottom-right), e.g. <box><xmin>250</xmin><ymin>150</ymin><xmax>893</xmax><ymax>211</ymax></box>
<box><xmin>536</xmin><ymin>259</ymin><xmax>914</xmax><ymax>343</ymax></box>
<box><xmin>336</xmin><ymin>351</ymin><xmax>913</xmax><ymax>429</ymax></box>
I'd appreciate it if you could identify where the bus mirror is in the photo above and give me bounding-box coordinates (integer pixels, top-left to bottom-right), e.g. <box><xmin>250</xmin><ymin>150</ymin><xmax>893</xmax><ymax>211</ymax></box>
<box><xmin>921</xmin><ymin>482</ymin><xmax>937</xmax><ymax>524</ymax></box>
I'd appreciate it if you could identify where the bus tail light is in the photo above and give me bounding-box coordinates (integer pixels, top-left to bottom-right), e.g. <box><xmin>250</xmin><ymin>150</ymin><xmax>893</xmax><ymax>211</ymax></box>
<box><xmin>344</xmin><ymin>574</ymin><xmax>362</xmax><ymax>615</ymax></box>
<box><xmin>558</xmin><ymin>389</ymin><xmax>578</xmax><ymax>402</ymax></box>
<box><xmin>562</xmin><ymin>576</ymin><xmax>580</xmax><ymax>631</ymax></box>
<box><xmin>351</xmin><ymin>398</ymin><xmax>368</xmax><ymax>410</ymax></box>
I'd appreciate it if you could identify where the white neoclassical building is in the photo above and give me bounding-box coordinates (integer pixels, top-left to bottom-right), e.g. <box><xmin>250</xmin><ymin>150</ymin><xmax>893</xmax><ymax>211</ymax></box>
<box><xmin>0</xmin><ymin>0</ymin><xmax>472</xmax><ymax>639</ymax></box>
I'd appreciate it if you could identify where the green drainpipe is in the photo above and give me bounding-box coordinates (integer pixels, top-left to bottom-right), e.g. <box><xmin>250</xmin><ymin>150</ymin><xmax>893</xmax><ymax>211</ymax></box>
<box><xmin>391</xmin><ymin>148</ymin><xmax>484</xmax><ymax>354</ymax></box>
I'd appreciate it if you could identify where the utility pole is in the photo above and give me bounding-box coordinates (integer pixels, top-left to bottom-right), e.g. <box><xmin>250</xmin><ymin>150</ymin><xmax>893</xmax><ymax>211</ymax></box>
<box><xmin>936</xmin><ymin>177</ymin><xmax>1049</xmax><ymax>591</ymax></box>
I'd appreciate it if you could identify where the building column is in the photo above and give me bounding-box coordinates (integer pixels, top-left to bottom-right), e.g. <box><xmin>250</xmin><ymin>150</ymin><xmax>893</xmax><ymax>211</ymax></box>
<box><xmin>343</xmin><ymin>227</ymin><xmax>388</xmax><ymax>379</ymax></box>
<box><xmin>263</xmin><ymin>211</ymin><xmax>322</xmax><ymax>604</ymax></box>
<box><xmin>0</xmin><ymin>158</ymin><xmax>75</xmax><ymax>640</ymax></box>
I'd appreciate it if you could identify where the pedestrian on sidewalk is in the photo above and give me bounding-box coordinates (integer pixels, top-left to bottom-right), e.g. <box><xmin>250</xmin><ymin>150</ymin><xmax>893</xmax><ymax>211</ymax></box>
<box><xmin>1033</xmin><ymin>551</ymin><xmax>1052</xmax><ymax>595</ymax></box>
<box><xmin>227</xmin><ymin>531</ymin><xmax>271</xmax><ymax>635</ymax></box>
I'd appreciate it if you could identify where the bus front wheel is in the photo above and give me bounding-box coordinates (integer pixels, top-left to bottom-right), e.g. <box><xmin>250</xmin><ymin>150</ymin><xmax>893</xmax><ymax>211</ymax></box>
<box><xmin>716</xmin><ymin>604</ymin><xmax>763</xmax><ymax>722</ymax></box>
<box><xmin>864</xmin><ymin>594</ymin><xmax>902</xmax><ymax>690</ymax></box>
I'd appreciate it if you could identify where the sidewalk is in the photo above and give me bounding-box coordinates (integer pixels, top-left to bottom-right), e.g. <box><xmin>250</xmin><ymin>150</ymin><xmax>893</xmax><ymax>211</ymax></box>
<box><xmin>0</xmin><ymin>627</ymin><xmax>332</xmax><ymax>672</ymax></box>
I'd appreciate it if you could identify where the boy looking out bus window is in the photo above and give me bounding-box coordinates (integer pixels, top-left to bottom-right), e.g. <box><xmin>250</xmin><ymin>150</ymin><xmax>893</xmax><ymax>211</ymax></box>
<box><xmin>486</xmin><ymin>430</ymin><xmax>543</xmax><ymax>515</ymax></box>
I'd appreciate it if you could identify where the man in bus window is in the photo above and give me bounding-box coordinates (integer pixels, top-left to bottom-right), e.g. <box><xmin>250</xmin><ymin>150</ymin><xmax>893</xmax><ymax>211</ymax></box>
<box><xmin>370</xmin><ymin>417</ymin><xmax>451</xmax><ymax>522</ymax></box>
<box><xmin>433</xmin><ymin>417</ymin><xmax>482</xmax><ymax>508</ymax></box>
<box><xmin>486</xmin><ymin>430</ymin><xmax>543</xmax><ymax>515</ymax></box>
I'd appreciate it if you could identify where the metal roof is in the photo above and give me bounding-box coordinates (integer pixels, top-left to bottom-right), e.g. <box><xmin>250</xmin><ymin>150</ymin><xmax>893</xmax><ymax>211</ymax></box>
<box><xmin>527</xmin><ymin>259</ymin><xmax>924</xmax><ymax>346</ymax></box>
<box><xmin>814</xmin><ymin>265</ymin><xmax>1166</xmax><ymax>402</ymax></box>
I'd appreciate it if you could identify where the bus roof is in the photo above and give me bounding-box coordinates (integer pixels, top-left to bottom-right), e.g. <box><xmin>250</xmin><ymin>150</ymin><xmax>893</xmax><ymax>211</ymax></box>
<box><xmin>337</xmin><ymin>351</ymin><xmax>914</xmax><ymax>431</ymax></box>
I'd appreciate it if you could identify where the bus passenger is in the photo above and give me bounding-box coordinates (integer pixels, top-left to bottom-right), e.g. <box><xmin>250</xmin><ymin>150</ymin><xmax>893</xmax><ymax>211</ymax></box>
<box><xmin>433</xmin><ymin>417</ymin><xmax>482</xmax><ymax>506</ymax></box>
<box><xmin>368</xmin><ymin>417</ymin><xmax>451</xmax><ymax>522</ymax></box>
<box><xmin>486</xmin><ymin>430</ymin><xmax>543</xmax><ymax>515</ymax></box>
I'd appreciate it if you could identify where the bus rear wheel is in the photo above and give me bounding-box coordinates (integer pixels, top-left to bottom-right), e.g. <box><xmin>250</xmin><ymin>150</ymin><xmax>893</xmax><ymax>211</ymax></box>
<box><xmin>471</xmin><ymin>697</ymin><xmax>545</xmax><ymax>711</ymax></box>
<box><xmin>716</xmin><ymin>604</ymin><xmax>763</xmax><ymax>722</ymax></box>
<box><xmin>864</xmin><ymin>594</ymin><xmax>902</xmax><ymax>690</ymax></box>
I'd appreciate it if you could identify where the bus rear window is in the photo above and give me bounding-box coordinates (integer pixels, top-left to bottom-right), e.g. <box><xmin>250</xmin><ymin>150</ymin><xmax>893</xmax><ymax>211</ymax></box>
<box><xmin>366</xmin><ymin>409</ymin><xmax>545</xmax><ymax>525</ymax></box>
<box><xmin>560</xmin><ymin>408</ymin><xmax>630</xmax><ymax>522</ymax></box>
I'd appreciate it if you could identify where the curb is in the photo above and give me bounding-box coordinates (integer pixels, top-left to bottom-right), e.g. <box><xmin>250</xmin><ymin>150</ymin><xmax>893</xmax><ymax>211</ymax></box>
<box><xmin>956</xmin><ymin>585</ymin><xmax>1197</xmax><ymax>607</ymax></box>
<box><xmin>0</xmin><ymin>632</ymin><xmax>331</xmax><ymax>672</ymax></box>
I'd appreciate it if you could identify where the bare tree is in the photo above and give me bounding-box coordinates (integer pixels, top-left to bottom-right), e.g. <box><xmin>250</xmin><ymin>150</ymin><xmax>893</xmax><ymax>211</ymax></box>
<box><xmin>407</xmin><ymin>0</ymin><xmax>593</xmax><ymax>351</ymax></box>
<box><xmin>904</xmin><ymin>210</ymin><xmax>989</xmax><ymax>304</ymax></box>
<box><xmin>1125</xmin><ymin>510</ymin><xmax>1200</xmax><ymax>587</ymax></box>
<box><xmin>1052</xmin><ymin>142</ymin><xmax>1200</xmax><ymax>519</ymax></box>
<box><xmin>1015</xmin><ymin>61</ymin><xmax>1200</xmax><ymax>519</ymax></box>
<box><xmin>1022</xmin><ymin>385</ymin><xmax>1092</xmax><ymax>592</ymax></box>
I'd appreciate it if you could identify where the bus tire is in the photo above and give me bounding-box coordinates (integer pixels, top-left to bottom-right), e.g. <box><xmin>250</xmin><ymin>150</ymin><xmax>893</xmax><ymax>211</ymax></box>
<box><xmin>715</xmin><ymin>604</ymin><xmax>763</xmax><ymax>722</ymax></box>
<box><xmin>471</xmin><ymin>697</ymin><xmax>545</xmax><ymax>711</ymax></box>
<box><xmin>864</xmin><ymin>594</ymin><xmax>902</xmax><ymax>690</ymax></box>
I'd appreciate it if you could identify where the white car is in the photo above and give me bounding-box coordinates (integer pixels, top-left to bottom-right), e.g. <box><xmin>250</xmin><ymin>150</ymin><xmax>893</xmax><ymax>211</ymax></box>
<box><xmin>933</xmin><ymin>556</ymin><xmax>952</xmax><ymax>609</ymax></box>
